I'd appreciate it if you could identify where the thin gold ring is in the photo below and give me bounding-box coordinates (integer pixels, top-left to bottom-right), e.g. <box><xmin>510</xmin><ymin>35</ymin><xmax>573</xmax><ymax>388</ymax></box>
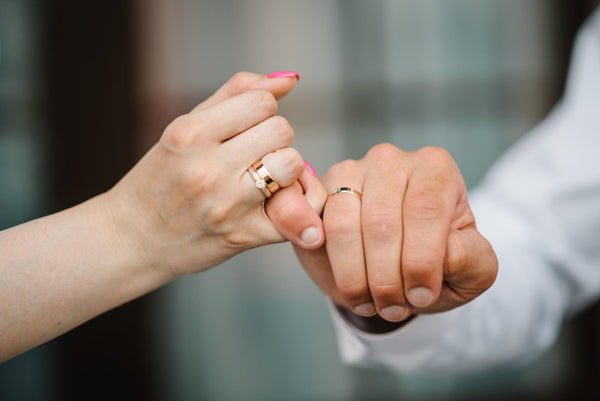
<box><xmin>326</xmin><ymin>187</ymin><xmax>363</xmax><ymax>203</ymax></box>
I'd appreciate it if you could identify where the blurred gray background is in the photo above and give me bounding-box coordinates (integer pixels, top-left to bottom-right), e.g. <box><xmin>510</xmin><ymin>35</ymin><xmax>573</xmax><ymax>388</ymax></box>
<box><xmin>1</xmin><ymin>0</ymin><xmax>599</xmax><ymax>400</ymax></box>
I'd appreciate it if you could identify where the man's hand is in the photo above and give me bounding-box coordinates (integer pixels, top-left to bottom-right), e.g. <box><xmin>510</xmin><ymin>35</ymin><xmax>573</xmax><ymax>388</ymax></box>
<box><xmin>267</xmin><ymin>143</ymin><xmax>498</xmax><ymax>323</ymax></box>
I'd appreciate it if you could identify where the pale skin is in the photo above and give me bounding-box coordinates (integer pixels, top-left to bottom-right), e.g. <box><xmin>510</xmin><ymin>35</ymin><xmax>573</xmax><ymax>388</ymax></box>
<box><xmin>0</xmin><ymin>72</ymin><xmax>326</xmax><ymax>362</ymax></box>
<box><xmin>268</xmin><ymin>144</ymin><xmax>498</xmax><ymax>325</ymax></box>
<box><xmin>1</xmin><ymin>72</ymin><xmax>498</xmax><ymax>362</ymax></box>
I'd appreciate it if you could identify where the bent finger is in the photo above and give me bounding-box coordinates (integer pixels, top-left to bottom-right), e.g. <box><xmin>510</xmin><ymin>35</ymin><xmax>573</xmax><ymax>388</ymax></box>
<box><xmin>401</xmin><ymin>147</ymin><xmax>459</xmax><ymax>309</ymax></box>
<box><xmin>298</xmin><ymin>164</ymin><xmax>328</xmax><ymax>217</ymax></box>
<box><xmin>266</xmin><ymin>166</ymin><xmax>327</xmax><ymax>248</ymax></box>
<box><xmin>222</xmin><ymin>115</ymin><xmax>295</xmax><ymax>168</ymax></box>
<box><xmin>249</xmin><ymin>168</ymin><xmax>325</xmax><ymax>249</ymax></box>
<box><xmin>162</xmin><ymin>90</ymin><xmax>279</xmax><ymax>149</ymax></box>
<box><xmin>362</xmin><ymin>146</ymin><xmax>411</xmax><ymax>322</ymax></box>
<box><xmin>202</xmin><ymin>90</ymin><xmax>279</xmax><ymax>143</ymax></box>
<box><xmin>266</xmin><ymin>178</ymin><xmax>325</xmax><ymax>249</ymax></box>
<box><xmin>324</xmin><ymin>183</ymin><xmax>373</xmax><ymax>317</ymax></box>
<box><xmin>293</xmin><ymin>244</ymin><xmax>348</xmax><ymax>307</ymax></box>
<box><xmin>191</xmin><ymin>71</ymin><xmax>299</xmax><ymax>113</ymax></box>
<box><xmin>241</xmin><ymin>147</ymin><xmax>306</xmax><ymax>205</ymax></box>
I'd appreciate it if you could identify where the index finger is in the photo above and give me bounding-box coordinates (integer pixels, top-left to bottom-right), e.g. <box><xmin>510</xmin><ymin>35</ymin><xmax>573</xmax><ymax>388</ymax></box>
<box><xmin>163</xmin><ymin>90</ymin><xmax>278</xmax><ymax>149</ymax></box>
<box><xmin>401</xmin><ymin>147</ymin><xmax>459</xmax><ymax>308</ymax></box>
<box><xmin>191</xmin><ymin>71</ymin><xmax>299</xmax><ymax>114</ymax></box>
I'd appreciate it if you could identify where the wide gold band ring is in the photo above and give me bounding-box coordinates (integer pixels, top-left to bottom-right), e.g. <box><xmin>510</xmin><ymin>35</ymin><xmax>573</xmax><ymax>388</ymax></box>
<box><xmin>326</xmin><ymin>187</ymin><xmax>363</xmax><ymax>203</ymax></box>
<box><xmin>248</xmin><ymin>161</ymin><xmax>280</xmax><ymax>198</ymax></box>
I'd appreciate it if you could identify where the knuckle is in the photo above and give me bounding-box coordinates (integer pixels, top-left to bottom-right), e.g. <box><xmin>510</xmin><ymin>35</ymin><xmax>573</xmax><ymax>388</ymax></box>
<box><xmin>366</xmin><ymin>143</ymin><xmax>401</xmax><ymax>161</ymax></box>
<box><xmin>251</xmin><ymin>89</ymin><xmax>278</xmax><ymax>115</ymax></box>
<box><xmin>416</xmin><ymin>147</ymin><xmax>457</xmax><ymax>176</ymax></box>
<box><xmin>325</xmin><ymin>216</ymin><xmax>358</xmax><ymax>237</ymax></box>
<box><xmin>369</xmin><ymin>282</ymin><xmax>405</xmax><ymax>302</ymax></box>
<box><xmin>268</xmin><ymin>115</ymin><xmax>294</xmax><ymax>143</ymax></box>
<box><xmin>418</xmin><ymin>146</ymin><xmax>451</xmax><ymax>162</ymax></box>
<box><xmin>230</xmin><ymin>71</ymin><xmax>255</xmax><ymax>90</ymax></box>
<box><xmin>161</xmin><ymin>114</ymin><xmax>198</xmax><ymax>149</ymax></box>
<box><xmin>338</xmin><ymin>281</ymin><xmax>369</xmax><ymax>302</ymax></box>
<box><xmin>285</xmin><ymin>147</ymin><xmax>303</xmax><ymax>165</ymax></box>
<box><xmin>363</xmin><ymin>205</ymin><xmax>400</xmax><ymax>237</ymax></box>
<box><xmin>281</xmin><ymin>148</ymin><xmax>305</xmax><ymax>177</ymax></box>
<box><xmin>203</xmin><ymin>204</ymin><xmax>232</xmax><ymax>228</ymax></box>
<box><xmin>403</xmin><ymin>255</ymin><xmax>439</xmax><ymax>276</ymax></box>
<box><xmin>404</xmin><ymin>191</ymin><xmax>444</xmax><ymax>221</ymax></box>
<box><xmin>221</xmin><ymin>229</ymin><xmax>254</xmax><ymax>250</ymax></box>
<box><xmin>328</xmin><ymin>159</ymin><xmax>359</xmax><ymax>177</ymax></box>
<box><xmin>267</xmin><ymin>194</ymin><xmax>301</xmax><ymax>224</ymax></box>
<box><xmin>414</xmin><ymin>147</ymin><xmax>457</xmax><ymax>184</ymax></box>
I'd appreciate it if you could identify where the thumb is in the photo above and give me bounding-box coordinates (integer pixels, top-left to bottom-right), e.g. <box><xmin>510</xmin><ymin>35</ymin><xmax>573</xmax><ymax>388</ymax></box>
<box><xmin>266</xmin><ymin>165</ymin><xmax>327</xmax><ymax>250</ymax></box>
<box><xmin>421</xmin><ymin>226</ymin><xmax>498</xmax><ymax>313</ymax></box>
<box><xmin>444</xmin><ymin>226</ymin><xmax>498</xmax><ymax>298</ymax></box>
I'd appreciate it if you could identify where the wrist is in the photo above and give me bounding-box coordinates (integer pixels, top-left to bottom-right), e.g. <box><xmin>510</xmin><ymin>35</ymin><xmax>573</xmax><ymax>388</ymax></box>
<box><xmin>99</xmin><ymin>188</ymin><xmax>176</xmax><ymax>284</ymax></box>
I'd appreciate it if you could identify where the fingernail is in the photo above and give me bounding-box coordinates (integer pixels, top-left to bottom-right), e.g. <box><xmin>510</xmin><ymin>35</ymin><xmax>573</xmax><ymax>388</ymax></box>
<box><xmin>300</xmin><ymin>226</ymin><xmax>321</xmax><ymax>246</ymax></box>
<box><xmin>267</xmin><ymin>70</ymin><xmax>300</xmax><ymax>80</ymax></box>
<box><xmin>304</xmin><ymin>161</ymin><xmax>317</xmax><ymax>178</ymax></box>
<box><xmin>353</xmin><ymin>302</ymin><xmax>376</xmax><ymax>316</ymax></box>
<box><xmin>380</xmin><ymin>305</ymin><xmax>410</xmax><ymax>322</ymax></box>
<box><xmin>408</xmin><ymin>287</ymin><xmax>434</xmax><ymax>307</ymax></box>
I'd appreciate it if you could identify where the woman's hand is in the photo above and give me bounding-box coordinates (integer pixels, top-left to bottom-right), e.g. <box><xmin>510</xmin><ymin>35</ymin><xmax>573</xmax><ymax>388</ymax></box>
<box><xmin>268</xmin><ymin>144</ymin><xmax>498</xmax><ymax>324</ymax></box>
<box><xmin>1</xmin><ymin>71</ymin><xmax>329</xmax><ymax>361</ymax></box>
<box><xmin>104</xmin><ymin>72</ymin><xmax>325</xmax><ymax>278</ymax></box>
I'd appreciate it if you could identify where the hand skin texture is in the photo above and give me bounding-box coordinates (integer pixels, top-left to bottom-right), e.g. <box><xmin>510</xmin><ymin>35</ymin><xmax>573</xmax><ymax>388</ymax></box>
<box><xmin>0</xmin><ymin>72</ymin><xmax>324</xmax><ymax>362</ymax></box>
<box><xmin>268</xmin><ymin>144</ymin><xmax>498</xmax><ymax>327</ymax></box>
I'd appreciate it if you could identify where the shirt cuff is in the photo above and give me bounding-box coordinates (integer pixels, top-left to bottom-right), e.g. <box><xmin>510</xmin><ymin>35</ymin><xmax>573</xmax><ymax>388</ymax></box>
<box><xmin>329</xmin><ymin>300</ymin><xmax>464</xmax><ymax>372</ymax></box>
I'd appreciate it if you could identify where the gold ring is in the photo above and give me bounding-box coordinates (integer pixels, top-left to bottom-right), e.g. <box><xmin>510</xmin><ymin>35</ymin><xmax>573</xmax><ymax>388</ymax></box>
<box><xmin>252</xmin><ymin>161</ymin><xmax>280</xmax><ymax>194</ymax></box>
<box><xmin>248</xmin><ymin>161</ymin><xmax>280</xmax><ymax>198</ymax></box>
<box><xmin>326</xmin><ymin>187</ymin><xmax>363</xmax><ymax>203</ymax></box>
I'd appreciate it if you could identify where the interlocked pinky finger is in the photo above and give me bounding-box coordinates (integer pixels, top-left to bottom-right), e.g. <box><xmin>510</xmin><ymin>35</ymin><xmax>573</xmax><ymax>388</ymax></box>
<box><xmin>242</xmin><ymin>147</ymin><xmax>305</xmax><ymax>204</ymax></box>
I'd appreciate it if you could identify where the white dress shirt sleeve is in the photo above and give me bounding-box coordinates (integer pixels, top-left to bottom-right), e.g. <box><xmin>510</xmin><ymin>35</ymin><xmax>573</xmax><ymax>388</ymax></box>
<box><xmin>331</xmin><ymin>7</ymin><xmax>600</xmax><ymax>373</ymax></box>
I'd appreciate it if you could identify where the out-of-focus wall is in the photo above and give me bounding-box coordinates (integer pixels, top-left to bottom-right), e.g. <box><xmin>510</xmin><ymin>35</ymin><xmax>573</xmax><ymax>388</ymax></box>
<box><xmin>0</xmin><ymin>0</ymin><xmax>47</xmax><ymax>227</ymax></box>
<box><xmin>0</xmin><ymin>0</ymin><xmax>597</xmax><ymax>400</ymax></box>
<box><xmin>134</xmin><ymin>1</ymin><xmax>591</xmax><ymax>400</ymax></box>
<box><xmin>0</xmin><ymin>0</ymin><xmax>55</xmax><ymax>399</ymax></box>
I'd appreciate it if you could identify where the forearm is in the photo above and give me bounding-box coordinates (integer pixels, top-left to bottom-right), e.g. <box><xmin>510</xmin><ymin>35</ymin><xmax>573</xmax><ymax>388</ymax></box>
<box><xmin>0</xmin><ymin>71</ymin><xmax>311</xmax><ymax>362</ymax></box>
<box><xmin>0</xmin><ymin>193</ymin><xmax>171</xmax><ymax>362</ymax></box>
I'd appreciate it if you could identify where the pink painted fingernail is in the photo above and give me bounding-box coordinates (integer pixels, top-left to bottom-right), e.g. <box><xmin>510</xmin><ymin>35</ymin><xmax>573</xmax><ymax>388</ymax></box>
<box><xmin>267</xmin><ymin>71</ymin><xmax>300</xmax><ymax>80</ymax></box>
<box><xmin>304</xmin><ymin>161</ymin><xmax>317</xmax><ymax>178</ymax></box>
